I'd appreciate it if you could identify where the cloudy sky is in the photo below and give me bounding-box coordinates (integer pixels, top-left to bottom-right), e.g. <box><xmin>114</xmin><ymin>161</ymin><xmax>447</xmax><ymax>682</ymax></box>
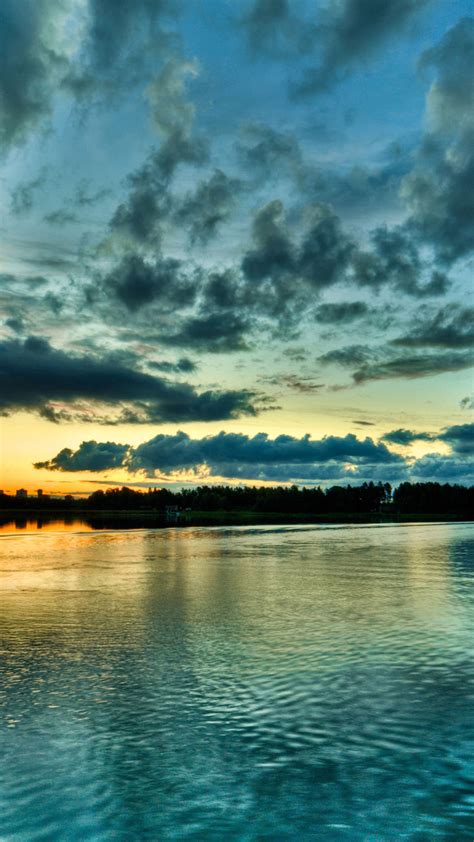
<box><xmin>0</xmin><ymin>0</ymin><xmax>473</xmax><ymax>493</ymax></box>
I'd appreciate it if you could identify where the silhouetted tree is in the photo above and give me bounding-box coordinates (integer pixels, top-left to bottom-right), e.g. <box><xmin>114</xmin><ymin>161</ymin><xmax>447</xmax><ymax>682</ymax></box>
<box><xmin>0</xmin><ymin>482</ymin><xmax>471</xmax><ymax>517</ymax></box>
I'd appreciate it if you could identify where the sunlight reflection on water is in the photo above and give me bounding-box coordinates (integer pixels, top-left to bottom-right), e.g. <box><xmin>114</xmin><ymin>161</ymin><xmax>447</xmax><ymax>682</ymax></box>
<box><xmin>0</xmin><ymin>516</ymin><xmax>96</xmax><ymax>535</ymax></box>
<box><xmin>0</xmin><ymin>522</ymin><xmax>473</xmax><ymax>840</ymax></box>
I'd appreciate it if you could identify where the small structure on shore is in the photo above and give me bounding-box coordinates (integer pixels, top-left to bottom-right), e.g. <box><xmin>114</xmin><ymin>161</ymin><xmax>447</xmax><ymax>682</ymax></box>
<box><xmin>165</xmin><ymin>505</ymin><xmax>182</xmax><ymax>523</ymax></box>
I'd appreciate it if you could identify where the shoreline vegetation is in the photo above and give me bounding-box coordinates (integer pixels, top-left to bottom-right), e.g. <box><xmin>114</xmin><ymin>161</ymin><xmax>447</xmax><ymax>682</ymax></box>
<box><xmin>1</xmin><ymin>482</ymin><xmax>472</xmax><ymax>528</ymax></box>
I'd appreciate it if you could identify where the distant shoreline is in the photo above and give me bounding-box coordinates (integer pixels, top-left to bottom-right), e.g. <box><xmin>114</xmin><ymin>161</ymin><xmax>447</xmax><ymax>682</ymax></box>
<box><xmin>1</xmin><ymin>508</ymin><xmax>472</xmax><ymax>527</ymax></box>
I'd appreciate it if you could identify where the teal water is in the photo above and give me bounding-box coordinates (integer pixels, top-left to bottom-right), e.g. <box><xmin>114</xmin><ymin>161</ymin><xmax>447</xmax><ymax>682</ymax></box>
<box><xmin>0</xmin><ymin>522</ymin><xmax>473</xmax><ymax>840</ymax></box>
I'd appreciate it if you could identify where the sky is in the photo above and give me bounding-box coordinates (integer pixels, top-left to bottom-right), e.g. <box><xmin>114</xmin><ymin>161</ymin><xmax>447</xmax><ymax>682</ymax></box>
<box><xmin>0</xmin><ymin>0</ymin><xmax>473</xmax><ymax>495</ymax></box>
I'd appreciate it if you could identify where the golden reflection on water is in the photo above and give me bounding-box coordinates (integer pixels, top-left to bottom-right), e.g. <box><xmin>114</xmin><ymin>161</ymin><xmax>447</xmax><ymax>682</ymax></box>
<box><xmin>0</xmin><ymin>522</ymin><xmax>469</xmax><ymax>650</ymax></box>
<box><xmin>0</xmin><ymin>518</ymin><xmax>95</xmax><ymax>535</ymax></box>
<box><xmin>0</xmin><ymin>523</ymin><xmax>473</xmax><ymax>839</ymax></box>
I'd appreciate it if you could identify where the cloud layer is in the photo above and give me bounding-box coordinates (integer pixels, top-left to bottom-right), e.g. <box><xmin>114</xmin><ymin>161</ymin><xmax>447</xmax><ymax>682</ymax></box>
<box><xmin>0</xmin><ymin>337</ymin><xmax>260</xmax><ymax>423</ymax></box>
<box><xmin>1</xmin><ymin>3</ymin><xmax>472</xmax><ymax>491</ymax></box>
<box><xmin>35</xmin><ymin>422</ymin><xmax>474</xmax><ymax>485</ymax></box>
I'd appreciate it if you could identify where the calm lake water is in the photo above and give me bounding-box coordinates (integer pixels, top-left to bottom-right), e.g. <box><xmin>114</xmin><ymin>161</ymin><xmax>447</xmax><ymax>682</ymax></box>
<box><xmin>0</xmin><ymin>522</ymin><xmax>473</xmax><ymax>840</ymax></box>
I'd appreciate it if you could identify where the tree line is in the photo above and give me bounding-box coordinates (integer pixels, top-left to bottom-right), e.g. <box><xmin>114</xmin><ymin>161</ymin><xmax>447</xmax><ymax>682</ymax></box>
<box><xmin>1</xmin><ymin>482</ymin><xmax>472</xmax><ymax>515</ymax></box>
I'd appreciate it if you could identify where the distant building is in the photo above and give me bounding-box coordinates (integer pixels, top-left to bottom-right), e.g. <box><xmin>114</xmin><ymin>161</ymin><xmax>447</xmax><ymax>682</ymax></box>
<box><xmin>37</xmin><ymin>489</ymin><xmax>43</xmax><ymax>498</ymax></box>
<box><xmin>16</xmin><ymin>489</ymin><xmax>28</xmax><ymax>499</ymax></box>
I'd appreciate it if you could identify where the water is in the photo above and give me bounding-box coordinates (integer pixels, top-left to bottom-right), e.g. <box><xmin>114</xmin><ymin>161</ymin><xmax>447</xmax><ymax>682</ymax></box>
<box><xmin>0</xmin><ymin>515</ymin><xmax>96</xmax><ymax>535</ymax></box>
<box><xmin>0</xmin><ymin>522</ymin><xmax>473</xmax><ymax>840</ymax></box>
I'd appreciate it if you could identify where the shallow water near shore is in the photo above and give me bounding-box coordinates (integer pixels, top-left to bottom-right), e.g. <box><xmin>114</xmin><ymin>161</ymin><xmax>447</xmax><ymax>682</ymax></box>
<box><xmin>1</xmin><ymin>522</ymin><xmax>473</xmax><ymax>840</ymax></box>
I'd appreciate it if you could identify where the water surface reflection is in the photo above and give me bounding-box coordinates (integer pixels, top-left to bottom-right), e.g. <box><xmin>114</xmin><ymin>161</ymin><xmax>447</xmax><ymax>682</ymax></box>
<box><xmin>0</xmin><ymin>522</ymin><xmax>473</xmax><ymax>840</ymax></box>
<box><xmin>0</xmin><ymin>513</ymin><xmax>169</xmax><ymax>534</ymax></box>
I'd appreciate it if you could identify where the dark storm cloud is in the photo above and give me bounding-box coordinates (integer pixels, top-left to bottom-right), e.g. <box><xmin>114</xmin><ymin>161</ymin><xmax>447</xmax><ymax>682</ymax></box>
<box><xmin>0</xmin><ymin>0</ymin><xmax>181</xmax><ymax>152</ymax></box>
<box><xmin>392</xmin><ymin>305</ymin><xmax>474</xmax><ymax>349</ymax></box>
<box><xmin>148</xmin><ymin>357</ymin><xmax>197</xmax><ymax>373</ymax></box>
<box><xmin>0</xmin><ymin>336</ymin><xmax>260</xmax><ymax>422</ymax></box>
<box><xmin>239</xmin><ymin>200</ymin><xmax>441</xmax><ymax>325</ymax></box>
<box><xmin>236</xmin><ymin>130</ymin><xmax>447</xmax><ymax>302</ymax></box>
<box><xmin>438</xmin><ymin>423</ymin><xmax>474</xmax><ymax>456</ymax></box>
<box><xmin>34</xmin><ymin>429</ymin><xmax>404</xmax><ymax>481</ymax></box>
<box><xmin>144</xmin><ymin>123</ymin><xmax>209</xmax><ymax>184</ymax></box>
<box><xmin>294</xmin><ymin>0</ymin><xmax>430</xmax><ymax>96</ymax></box>
<box><xmin>352</xmin><ymin>352</ymin><xmax>473</xmax><ymax>385</ymax></box>
<box><xmin>419</xmin><ymin>271</ymin><xmax>451</xmax><ymax>297</ymax></box>
<box><xmin>108</xmin><ymin>150</ymin><xmax>173</xmax><ymax>249</ymax></box>
<box><xmin>108</xmin><ymin>91</ymin><xmax>208</xmax><ymax>249</ymax></box>
<box><xmin>310</xmin><ymin>143</ymin><xmax>413</xmax><ymax>217</ymax></box>
<box><xmin>236</xmin><ymin>122</ymin><xmax>304</xmax><ymax>183</ymax></box>
<box><xmin>403</xmin><ymin>132</ymin><xmax>474</xmax><ymax>267</ymax></box>
<box><xmin>214</xmin><ymin>203</ymin><xmax>306</xmax><ymax>330</ymax></box>
<box><xmin>104</xmin><ymin>254</ymin><xmax>197</xmax><ymax>312</ymax></box>
<box><xmin>298</xmin><ymin>204</ymin><xmax>354</xmax><ymax>287</ymax></box>
<box><xmin>77</xmin><ymin>0</ymin><xmax>177</xmax><ymax>76</ymax></box>
<box><xmin>133</xmin><ymin>57</ymin><xmax>209</xmax><ymax>186</ymax></box>
<box><xmin>410</xmin><ymin>454</ymin><xmax>474</xmax><ymax>483</ymax></box>
<box><xmin>174</xmin><ymin>169</ymin><xmax>242</xmax><ymax>244</ymax></box>
<box><xmin>4</xmin><ymin>317</ymin><xmax>24</xmax><ymax>334</ymax></box>
<box><xmin>35</xmin><ymin>440</ymin><xmax>129</xmax><ymax>472</ymax></box>
<box><xmin>319</xmin><ymin>343</ymin><xmax>473</xmax><ymax>386</ymax></box>
<box><xmin>241</xmin><ymin>0</ymin><xmax>314</xmax><ymax>58</ymax></box>
<box><xmin>460</xmin><ymin>396</ymin><xmax>473</xmax><ymax>411</ymax></box>
<box><xmin>315</xmin><ymin>301</ymin><xmax>368</xmax><ymax>324</ymax></box>
<box><xmin>43</xmin><ymin>291</ymin><xmax>65</xmax><ymax>315</ymax></box>
<box><xmin>241</xmin><ymin>200</ymin><xmax>354</xmax><ymax>295</ymax></box>
<box><xmin>0</xmin><ymin>0</ymin><xmax>68</xmax><ymax>150</ymax></box>
<box><xmin>201</xmin><ymin>270</ymin><xmax>241</xmax><ymax>311</ymax></box>
<box><xmin>236</xmin><ymin>123</ymin><xmax>411</xmax><ymax>218</ymax></box>
<box><xmin>368</xmin><ymin>227</ymin><xmax>430</xmax><ymax>296</ymax></box>
<box><xmin>377</xmin><ymin>423</ymin><xmax>474</xmax><ymax>472</ymax></box>
<box><xmin>13</xmin><ymin>199</ymin><xmax>355</xmax><ymax>350</ymax></box>
<box><xmin>3</xmin><ymin>7</ymin><xmax>469</xmax><ymax>385</ymax></box>
<box><xmin>402</xmin><ymin>18</ymin><xmax>474</xmax><ymax>265</ymax></box>
<box><xmin>34</xmin><ymin>427</ymin><xmax>474</xmax><ymax>485</ymax></box>
<box><xmin>241</xmin><ymin>0</ymin><xmax>429</xmax><ymax>96</ymax></box>
<box><xmin>419</xmin><ymin>17</ymin><xmax>474</xmax><ymax>127</ymax></box>
<box><xmin>95</xmin><ymin>275</ymin><xmax>251</xmax><ymax>353</ymax></box>
<box><xmin>62</xmin><ymin>0</ymin><xmax>182</xmax><ymax>108</ymax></box>
<box><xmin>208</xmin><ymin>461</ymin><xmax>409</xmax><ymax>484</ymax></box>
<box><xmin>129</xmin><ymin>430</ymin><xmax>401</xmax><ymax>474</ymax></box>
<box><xmin>160</xmin><ymin>311</ymin><xmax>251</xmax><ymax>353</ymax></box>
<box><xmin>109</xmin><ymin>178</ymin><xmax>168</xmax><ymax>248</ymax></box>
<box><xmin>381</xmin><ymin>429</ymin><xmax>435</xmax><ymax>446</ymax></box>
<box><xmin>352</xmin><ymin>226</ymin><xmax>450</xmax><ymax>298</ymax></box>
<box><xmin>241</xmin><ymin>200</ymin><xmax>295</xmax><ymax>282</ymax></box>
<box><xmin>318</xmin><ymin>345</ymin><xmax>371</xmax><ymax>368</ymax></box>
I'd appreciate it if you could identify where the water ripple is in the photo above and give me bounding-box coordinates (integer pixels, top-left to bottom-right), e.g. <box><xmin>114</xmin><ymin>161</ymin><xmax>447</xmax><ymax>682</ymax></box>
<box><xmin>0</xmin><ymin>521</ymin><xmax>473</xmax><ymax>840</ymax></box>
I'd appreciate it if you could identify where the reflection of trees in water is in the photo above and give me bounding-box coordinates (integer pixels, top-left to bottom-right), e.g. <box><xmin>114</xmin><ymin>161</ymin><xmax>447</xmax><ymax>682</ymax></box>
<box><xmin>85</xmin><ymin>513</ymin><xmax>166</xmax><ymax>530</ymax></box>
<box><xmin>0</xmin><ymin>513</ymin><xmax>79</xmax><ymax>531</ymax></box>
<box><xmin>0</xmin><ymin>512</ymin><xmax>168</xmax><ymax>532</ymax></box>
